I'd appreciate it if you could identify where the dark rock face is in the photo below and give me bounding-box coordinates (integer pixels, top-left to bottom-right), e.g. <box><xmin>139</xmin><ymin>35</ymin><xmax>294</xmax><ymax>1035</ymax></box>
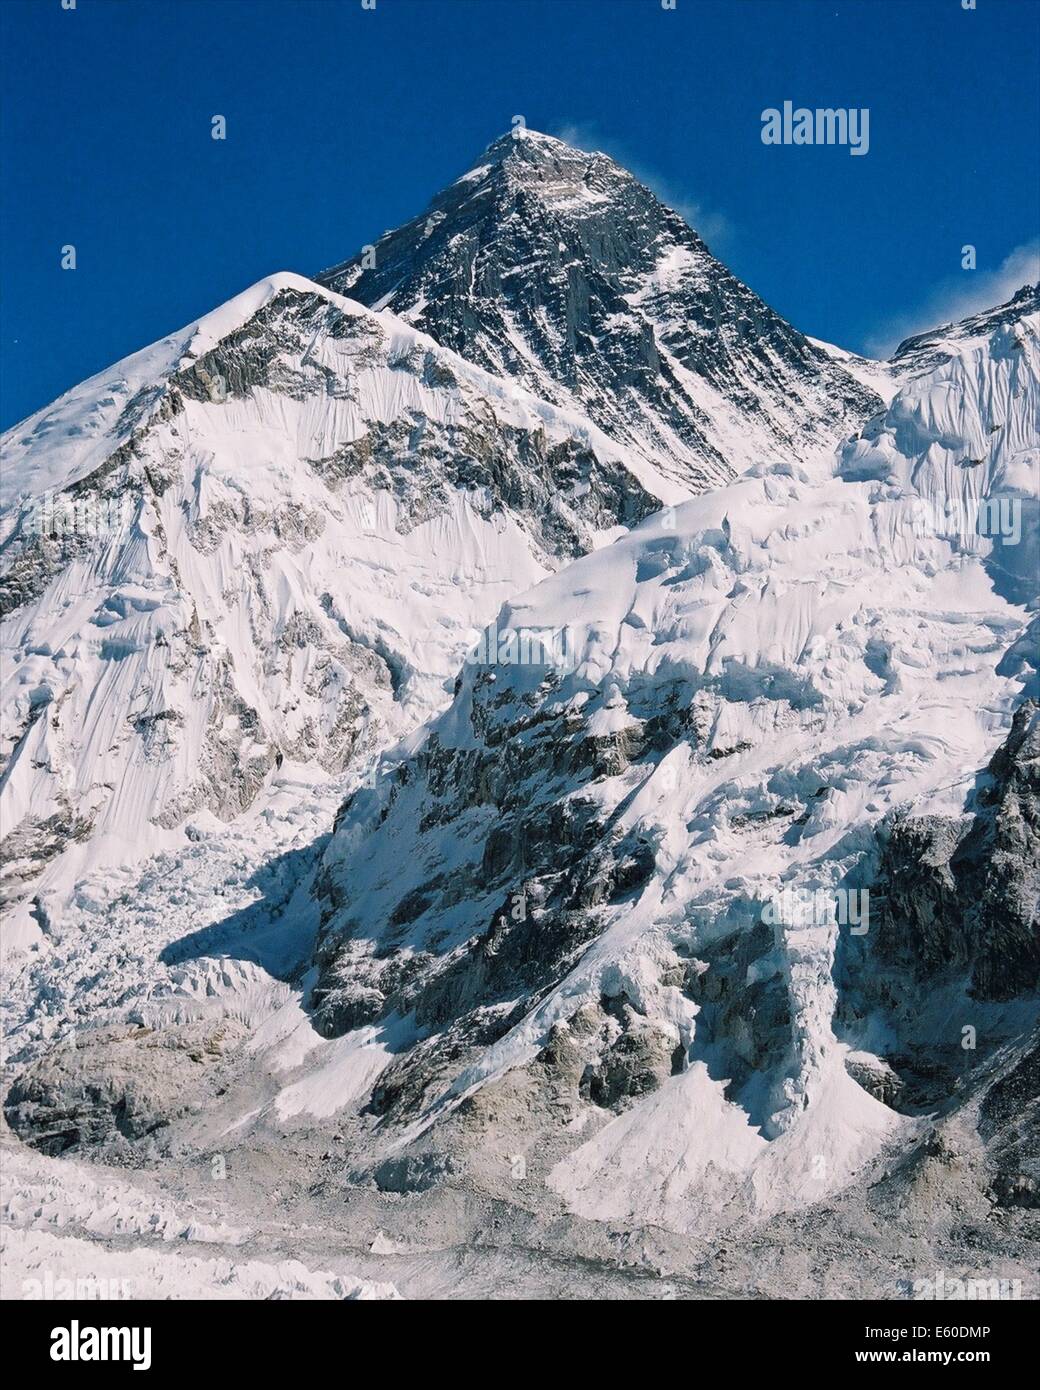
<box><xmin>319</xmin><ymin>131</ymin><xmax>880</xmax><ymax>490</ymax></box>
<box><xmin>979</xmin><ymin>1029</ymin><xmax>1040</xmax><ymax>1209</ymax></box>
<box><xmin>872</xmin><ymin>817</ymin><xmax>972</xmax><ymax>977</ymax></box>
<box><xmin>834</xmin><ymin>701</ymin><xmax>1040</xmax><ymax>1113</ymax></box>
<box><xmin>309</xmin><ymin>657</ymin><xmax>669</xmax><ymax>1118</ymax></box>
<box><xmin>960</xmin><ymin>701</ymin><xmax>1040</xmax><ymax>999</ymax></box>
<box><xmin>311</xmin><ymin>726</ymin><xmax>656</xmax><ymax>1052</ymax></box>
<box><xmin>4</xmin><ymin>1021</ymin><xmax>247</xmax><ymax>1156</ymax></box>
<box><xmin>871</xmin><ymin>700</ymin><xmax>1040</xmax><ymax>1002</ymax></box>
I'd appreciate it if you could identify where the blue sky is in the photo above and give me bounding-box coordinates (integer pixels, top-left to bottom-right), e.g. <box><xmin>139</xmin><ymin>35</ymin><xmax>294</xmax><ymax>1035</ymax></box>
<box><xmin>2</xmin><ymin>0</ymin><xmax>1038</xmax><ymax>428</ymax></box>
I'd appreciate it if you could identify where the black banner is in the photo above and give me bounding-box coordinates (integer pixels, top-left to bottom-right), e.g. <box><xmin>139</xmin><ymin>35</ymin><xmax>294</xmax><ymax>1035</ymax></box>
<box><xmin>10</xmin><ymin>1296</ymin><xmax>1036</xmax><ymax>1372</ymax></box>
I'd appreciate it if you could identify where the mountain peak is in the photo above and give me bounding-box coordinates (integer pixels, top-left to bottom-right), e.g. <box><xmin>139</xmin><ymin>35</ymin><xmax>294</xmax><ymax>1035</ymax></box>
<box><xmin>891</xmin><ymin>282</ymin><xmax>1040</xmax><ymax>372</ymax></box>
<box><xmin>483</xmin><ymin>126</ymin><xmax>581</xmax><ymax>155</ymax></box>
<box><xmin>446</xmin><ymin>126</ymin><xmax>623</xmax><ymax>212</ymax></box>
<box><xmin>318</xmin><ymin>133</ymin><xmax>879</xmax><ymax>490</ymax></box>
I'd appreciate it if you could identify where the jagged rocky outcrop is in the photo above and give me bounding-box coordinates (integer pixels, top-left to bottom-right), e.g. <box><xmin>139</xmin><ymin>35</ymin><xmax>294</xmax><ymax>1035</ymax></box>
<box><xmin>311</xmin><ymin>679</ymin><xmax>661</xmax><ymax>1067</ymax></box>
<box><xmin>320</xmin><ymin>129</ymin><xmax>881</xmax><ymax>490</ymax></box>
<box><xmin>978</xmin><ymin>1028</ymin><xmax>1040</xmax><ymax>1209</ymax></box>
<box><xmin>880</xmin><ymin>700</ymin><xmax>1039</xmax><ymax>1001</ymax></box>
<box><xmin>4</xmin><ymin>1019</ymin><xmax>248</xmax><ymax>1157</ymax></box>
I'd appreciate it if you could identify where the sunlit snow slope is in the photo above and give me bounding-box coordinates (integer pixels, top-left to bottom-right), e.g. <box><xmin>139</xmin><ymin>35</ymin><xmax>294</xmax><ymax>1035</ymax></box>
<box><xmin>0</xmin><ymin>273</ymin><xmax>668</xmax><ymax>948</ymax></box>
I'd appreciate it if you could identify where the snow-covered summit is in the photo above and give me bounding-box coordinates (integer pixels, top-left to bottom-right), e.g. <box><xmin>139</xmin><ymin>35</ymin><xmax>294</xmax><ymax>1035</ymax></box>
<box><xmin>892</xmin><ymin>283</ymin><xmax>1040</xmax><ymax>376</ymax></box>
<box><xmin>1</xmin><ymin>274</ymin><xmax>321</xmax><ymax>512</ymax></box>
